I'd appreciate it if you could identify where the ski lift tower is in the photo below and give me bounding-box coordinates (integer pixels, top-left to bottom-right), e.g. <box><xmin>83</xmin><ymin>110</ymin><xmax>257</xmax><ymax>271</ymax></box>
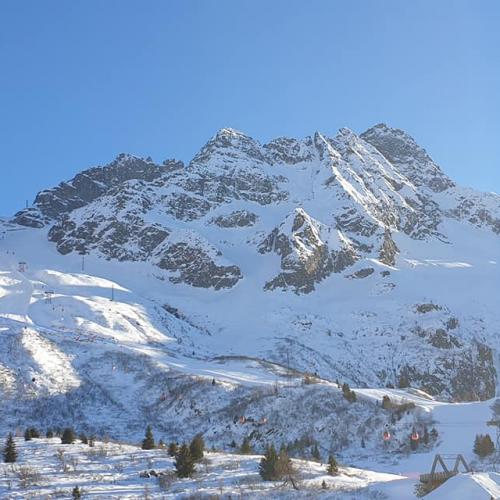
<box><xmin>18</xmin><ymin>261</ymin><xmax>27</xmax><ymax>272</ymax></box>
<box><xmin>44</xmin><ymin>291</ymin><xmax>54</xmax><ymax>304</ymax></box>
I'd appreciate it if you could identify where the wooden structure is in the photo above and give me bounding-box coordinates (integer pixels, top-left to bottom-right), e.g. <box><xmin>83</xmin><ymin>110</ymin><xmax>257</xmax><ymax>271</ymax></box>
<box><xmin>419</xmin><ymin>454</ymin><xmax>471</xmax><ymax>483</ymax></box>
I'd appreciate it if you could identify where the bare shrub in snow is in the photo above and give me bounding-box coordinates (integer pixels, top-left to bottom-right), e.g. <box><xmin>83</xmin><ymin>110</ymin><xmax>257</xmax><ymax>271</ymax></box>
<box><xmin>16</xmin><ymin>465</ymin><xmax>42</xmax><ymax>487</ymax></box>
<box><xmin>158</xmin><ymin>471</ymin><xmax>176</xmax><ymax>490</ymax></box>
<box><xmin>55</xmin><ymin>448</ymin><xmax>69</xmax><ymax>473</ymax></box>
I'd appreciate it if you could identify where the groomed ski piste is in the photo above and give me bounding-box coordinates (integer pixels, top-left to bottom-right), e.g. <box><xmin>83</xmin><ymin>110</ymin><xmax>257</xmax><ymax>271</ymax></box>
<box><xmin>0</xmin><ymin>221</ymin><xmax>499</xmax><ymax>498</ymax></box>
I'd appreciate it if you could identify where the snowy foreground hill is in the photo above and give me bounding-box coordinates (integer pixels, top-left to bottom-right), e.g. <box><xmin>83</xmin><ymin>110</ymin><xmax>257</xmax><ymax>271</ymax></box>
<box><xmin>0</xmin><ymin>123</ymin><xmax>499</xmax><ymax>498</ymax></box>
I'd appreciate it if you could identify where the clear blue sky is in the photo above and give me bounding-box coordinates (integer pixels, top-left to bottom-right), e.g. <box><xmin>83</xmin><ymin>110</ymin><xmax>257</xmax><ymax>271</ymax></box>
<box><xmin>1</xmin><ymin>0</ymin><xmax>499</xmax><ymax>216</ymax></box>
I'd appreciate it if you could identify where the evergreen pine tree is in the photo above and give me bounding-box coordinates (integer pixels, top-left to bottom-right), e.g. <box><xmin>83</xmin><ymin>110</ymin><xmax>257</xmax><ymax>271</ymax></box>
<box><xmin>327</xmin><ymin>454</ymin><xmax>338</xmax><ymax>475</ymax></box>
<box><xmin>398</xmin><ymin>373</ymin><xmax>409</xmax><ymax>388</ymax></box>
<box><xmin>29</xmin><ymin>427</ymin><xmax>40</xmax><ymax>438</ymax></box>
<box><xmin>361</xmin><ymin>437</ymin><xmax>366</xmax><ymax>448</ymax></box>
<box><xmin>158</xmin><ymin>439</ymin><xmax>165</xmax><ymax>448</ymax></box>
<box><xmin>174</xmin><ymin>443</ymin><xmax>195</xmax><ymax>478</ymax></box>
<box><xmin>240</xmin><ymin>437</ymin><xmax>252</xmax><ymax>454</ymax></box>
<box><xmin>482</xmin><ymin>434</ymin><xmax>495</xmax><ymax>456</ymax></box>
<box><xmin>46</xmin><ymin>429</ymin><xmax>54</xmax><ymax>438</ymax></box>
<box><xmin>341</xmin><ymin>383</ymin><xmax>356</xmax><ymax>403</ymax></box>
<box><xmin>276</xmin><ymin>446</ymin><xmax>294</xmax><ymax>481</ymax></box>
<box><xmin>311</xmin><ymin>443</ymin><xmax>321</xmax><ymax>461</ymax></box>
<box><xmin>259</xmin><ymin>444</ymin><xmax>279</xmax><ymax>481</ymax></box>
<box><xmin>141</xmin><ymin>425</ymin><xmax>155</xmax><ymax>450</ymax></box>
<box><xmin>423</xmin><ymin>427</ymin><xmax>429</xmax><ymax>445</ymax></box>
<box><xmin>168</xmin><ymin>442</ymin><xmax>178</xmax><ymax>457</ymax></box>
<box><xmin>341</xmin><ymin>383</ymin><xmax>350</xmax><ymax>397</ymax></box>
<box><xmin>61</xmin><ymin>428</ymin><xmax>75</xmax><ymax>444</ymax></box>
<box><xmin>3</xmin><ymin>433</ymin><xmax>17</xmax><ymax>463</ymax></box>
<box><xmin>24</xmin><ymin>428</ymin><xmax>32</xmax><ymax>441</ymax></box>
<box><xmin>382</xmin><ymin>395</ymin><xmax>392</xmax><ymax>409</ymax></box>
<box><xmin>72</xmin><ymin>485</ymin><xmax>81</xmax><ymax>499</ymax></box>
<box><xmin>79</xmin><ymin>433</ymin><xmax>88</xmax><ymax>445</ymax></box>
<box><xmin>473</xmin><ymin>434</ymin><xmax>481</xmax><ymax>455</ymax></box>
<box><xmin>321</xmin><ymin>479</ymin><xmax>327</xmax><ymax>489</ymax></box>
<box><xmin>189</xmin><ymin>433</ymin><xmax>205</xmax><ymax>462</ymax></box>
<box><xmin>474</xmin><ymin>434</ymin><xmax>495</xmax><ymax>458</ymax></box>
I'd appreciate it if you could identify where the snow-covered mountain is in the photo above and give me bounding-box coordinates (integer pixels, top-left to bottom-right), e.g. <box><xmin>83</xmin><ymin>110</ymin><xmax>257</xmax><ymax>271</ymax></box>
<box><xmin>1</xmin><ymin>123</ymin><xmax>499</xmax><ymax>458</ymax></box>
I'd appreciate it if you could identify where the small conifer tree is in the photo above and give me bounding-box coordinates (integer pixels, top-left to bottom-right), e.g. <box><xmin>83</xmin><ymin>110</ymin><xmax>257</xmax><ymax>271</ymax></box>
<box><xmin>29</xmin><ymin>427</ymin><xmax>40</xmax><ymax>438</ymax></box>
<box><xmin>189</xmin><ymin>433</ymin><xmax>205</xmax><ymax>462</ymax></box>
<box><xmin>24</xmin><ymin>428</ymin><xmax>32</xmax><ymax>441</ymax></box>
<box><xmin>474</xmin><ymin>434</ymin><xmax>495</xmax><ymax>458</ymax></box>
<box><xmin>3</xmin><ymin>433</ymin><xmax>17</xmax><ymax>463</ymax></box>
<box><xmin>423</xmin><ymin>427</ymin><xmax>429</xmax><ymax>445</ymax></box>
<box><xmin>382</xmin><ymin>395</ymin><xmax>392</xmax><ymax>409</ymax></box>
<box><xmin>259</xmin><ymin>444</ymin><xmax>279</xmax><ymax>481</ymax></box>
<box><xmin>141</xmin><ymin>425</ymin><xmax>155</xmax><ymax>450</ymax></box>
<box><xmin>482</xmin><ymin>434</ymin><xmax>495</xmax><ymax>456</ymax></box>
<box><xmin>311</xmin><ymin>443</ymin><xmax>321</xmax><ymax>461</ymax></box>
<box><xmin>168</xmin><ymin>442</ymin><xmax>178</xmax><ymax>457</ymax></box>
<box><xmin>341</xmin><ymin>383</ymin><xmax>356</xmax><ymax>403</ymax></box>
<box><xmin>61</xmin><ymin>428</ymin><xmax>75</xmax><ymax>444</ymax></box>
<box><xmin>327</xmin><ymin>454</ymin><xmax>338</xmax><ymax>475</ymax></box>
<box><xmin>79</xmin><ymin>433</ymin><xmax>88</xmax><ymax>445</ymax></box>
<box><xmin>72</xmin><ymin>485</ymin><xmax>81</xmax><ymax>499</ymax></box>
<box><xmin>174</xmin><ymin>443</ymin><xmax>195</xmax><ymax>478</ymax></box>
<box><xmin>46</xmin><ymin>429</ymin><xmax>54</xmax><ymax>438</ymax></box>
<box><xmin>240</xmin><ymin>436</ymin><xmax>252</xmax><ymax>454</ymax></box>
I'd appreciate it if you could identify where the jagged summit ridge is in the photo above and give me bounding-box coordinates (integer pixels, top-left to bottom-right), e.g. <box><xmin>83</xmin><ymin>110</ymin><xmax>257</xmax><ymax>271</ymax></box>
<box><xmin>12</xmin><ymin>123</ymin><xmax>500</xmax><ymax>292</ymax></box>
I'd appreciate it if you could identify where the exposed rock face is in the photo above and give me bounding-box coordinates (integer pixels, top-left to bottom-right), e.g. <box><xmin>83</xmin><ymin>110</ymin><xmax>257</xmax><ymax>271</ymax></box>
<box><xmin>361</xmin><ymin>123</ymin><xmax>455</xmax><ymax>192</ymax></box>
<box><xmin>14</xmin><ymin>155</ymin><xmax>182</xmax><ymax>225</ymax></box>
<box><xmin>211</xmin><ymin>210</ymin><xmax>257</xmax><ymax>228</ymax></box>
<box><xmin>259</xmin><ymin>208</ymin><xmax>357</xmax><ymax>293</ymax></box>
<box><xmin>263</xmin><ymin>136</ymin><xmax>315</xmax><ymax>164</ymax></box>
<box><xmin>378</xmin><ymin>230</ymin><xmax>399</xmax><ymax>266</ymax></box>
<box><xmin>156</xmin><ymin>240</ymin><xmax>242</xmax><ymax>290</ymax></box>
<box><xmin>49</xmin><ymin>215</ymin><xmax>169</xmax><ymax>261</ymax></box>
<box><xmin>163</xmin><ymin>192</ymin><xmax>211</xmax><ymax>221</ymax></box>
<box><xmin>348</xmin><ymin>268</ymin><xmax>374</xmax><ymax>279</ymax></box>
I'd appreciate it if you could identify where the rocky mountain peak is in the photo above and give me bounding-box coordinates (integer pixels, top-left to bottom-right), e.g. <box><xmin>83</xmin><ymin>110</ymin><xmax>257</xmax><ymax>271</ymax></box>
<box><xmin>360</xmin><ymin>124</ymin><xmax>455</xmax><ymax>192</ymax></box>
<box><xmin>190</xmin><ymin>127</ymin><xmax>266</xmax><ymax>167</ymax></box>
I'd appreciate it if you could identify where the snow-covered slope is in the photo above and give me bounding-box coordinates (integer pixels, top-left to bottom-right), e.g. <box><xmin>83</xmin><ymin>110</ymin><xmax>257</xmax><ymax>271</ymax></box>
<box><xmin>0</xmin><ymin>124</ymin><xmax>499</xmax><ymax>497</ymax></box>
<box><xmin>0</xmin><ymin>437</ymin><xmax>409</xmax><ymax>499</ymax></box>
